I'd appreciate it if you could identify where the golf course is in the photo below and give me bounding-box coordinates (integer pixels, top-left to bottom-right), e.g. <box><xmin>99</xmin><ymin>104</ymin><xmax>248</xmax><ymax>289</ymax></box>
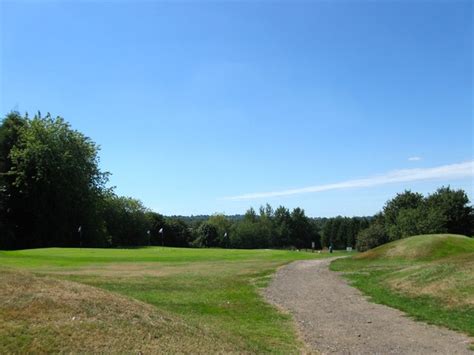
<box><xmin>1</xmin><ymin>234</ymin><xmax>473</xmax><ymax>353</ymax></box>
<box><xmin>1</xmin><ymin>1</ymin><xmax>473</xmax><ymax>352</ymax></box>
<box><xmin>0</xmin><ymin>247</ymin><xmax>348</xmax><ymax>352</ymax></box>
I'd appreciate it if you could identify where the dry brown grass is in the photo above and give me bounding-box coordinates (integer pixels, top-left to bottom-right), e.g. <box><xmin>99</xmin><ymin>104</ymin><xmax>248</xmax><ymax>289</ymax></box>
<box><xmin>36</xmin><ymin>260</ymin><xmax>280</xmax><ymax>279</ymax></box>
<box><xmin>0</xmin><ymin>269</ymin><xmax>238</xmax><ymax>353</ymax></box>
<box><xmin>385</xmin><ymin>254</ymin><xmax>474</xmax><ymax>308</ymax></box>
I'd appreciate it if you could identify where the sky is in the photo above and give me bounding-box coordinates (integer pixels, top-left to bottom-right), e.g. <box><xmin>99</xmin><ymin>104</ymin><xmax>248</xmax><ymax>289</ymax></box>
<box><xmin>1</xmin><ymin>0</ymin><xmax>472</xmax><ymax>217</ymax></box>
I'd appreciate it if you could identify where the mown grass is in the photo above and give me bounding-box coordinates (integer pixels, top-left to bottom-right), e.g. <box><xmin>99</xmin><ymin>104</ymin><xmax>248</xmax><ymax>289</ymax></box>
<box><xmin>1</xmin><ymin>247</ymin><xmax>348</xmax><ymax>353</ymax></box>
<box><xmin>331</xmin><ymin>234</ymin><xmax>474</xmax><ymax>339</ymax></box>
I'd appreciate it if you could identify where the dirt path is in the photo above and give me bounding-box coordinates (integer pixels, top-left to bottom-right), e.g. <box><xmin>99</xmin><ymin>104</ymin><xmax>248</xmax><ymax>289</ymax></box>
<box><xmin>264</xmin><ymin>259</ymin><xmax>472</xmax><ymax>354</ymax></box>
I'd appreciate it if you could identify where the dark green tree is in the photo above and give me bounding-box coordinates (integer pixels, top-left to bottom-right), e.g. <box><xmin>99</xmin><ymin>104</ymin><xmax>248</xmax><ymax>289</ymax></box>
<box><xmin>274</xmin><ymin>206</ymin><xmax>292</xmax><ymax>247</ymax></box>
<box><xmin>194</xmin><ymin>221</ymin><xmax>219</xmax><ymax>247</ymax></box>
<box><xmin>0</xmin><ymin>112</ymin><xmax>109</xmax><ymax>248</ymax></box>
<box><xmin>356</xmin><ymin>219</ymin><xmax>388</xmax><ymax>252</ymax></box>
<box><xmin>103</xmin><ymin>195</ymin><xmax>150</xmax><ymax>246</ymax></box>
<box><xmin>425</xmin><ymin>186</ymin><xmax>473</xmax><ymax>236</ymax></box>
<box><xmin>289</xmin><ymin>207</ymin><xmax>312</xmax><ymax>249</ymax></box>
<box><xmin>207</xmin><ymin>214</ymin><xmax>232</xmax><ymax>247</ymax></box>
<box><xmin>383</xmin><ymin>190</ymin><xmax>424</xmax><ymax>240</ymax></box>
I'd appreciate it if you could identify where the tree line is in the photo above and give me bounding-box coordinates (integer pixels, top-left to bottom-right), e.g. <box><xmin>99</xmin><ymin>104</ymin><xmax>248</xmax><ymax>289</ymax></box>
<box><xmin>356</xmin><ymin>187</ymin><xmax>473</xmax><ymax>251</ymax></box>
<box><xmin>0</xmin><ymin>112</ymin><xmax>472</xmax><ymax>251</ymax></box>
<box><xmin>0</xmin><ymin>112</ymin><xmax>326</xmax><ymax>250</ymax></box>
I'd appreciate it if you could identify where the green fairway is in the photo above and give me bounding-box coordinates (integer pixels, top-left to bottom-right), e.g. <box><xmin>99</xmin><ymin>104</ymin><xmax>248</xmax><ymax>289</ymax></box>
<box><xmin>331</xmin><ymin>234</ymin><xmax>474</xmax><ymax>339</ymax></box>
<box><xmin>1</xmin><ymin>247</ymin><xmax>347</xmax><ymax>353</ymax></box>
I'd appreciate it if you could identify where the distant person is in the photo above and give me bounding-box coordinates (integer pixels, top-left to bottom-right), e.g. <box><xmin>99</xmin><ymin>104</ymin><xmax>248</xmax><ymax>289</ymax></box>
<box><xmin>329</xmin><ymin>244</ymin><xmax>333</xmax><ymax>253</ymax></box>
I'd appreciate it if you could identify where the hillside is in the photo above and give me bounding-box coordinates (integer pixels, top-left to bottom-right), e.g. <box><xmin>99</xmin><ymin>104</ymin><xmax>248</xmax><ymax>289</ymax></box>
<box><xmin>331</xmin><ymin>234</ymin><xmax>474</xmax><ymax>338</ymax></box>
<box><xmin>356</xmin><ymin>234</ymin><xmax>474</xmax><ymax>261</ymax></box>
<box><xmin>0</xmin><ymin>269</ymin><xmax>234</xmax><ymax>353</ymax></box>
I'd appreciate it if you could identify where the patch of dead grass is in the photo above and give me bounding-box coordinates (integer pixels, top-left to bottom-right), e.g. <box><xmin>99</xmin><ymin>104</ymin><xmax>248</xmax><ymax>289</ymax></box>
<box><xmin>0</xmin><ymin>269</ymin><xmax>238</xmax><ymax>353</ymax></box>
<box><xmin>386</xmin><ymin>256</ymin><xmax>474</xmax><ymax>308</ymax></box>
<box><xmin>38</xmin><ymin>260</ymin><xmax>279</xmax><ymax>279</ymax></box>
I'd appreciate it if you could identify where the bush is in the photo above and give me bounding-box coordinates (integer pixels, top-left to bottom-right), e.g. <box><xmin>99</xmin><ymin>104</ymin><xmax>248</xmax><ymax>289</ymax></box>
<box><xmin>356</xmin><ymin>223</ymin><xmax>388</xmax><ymax>252</ymax></box>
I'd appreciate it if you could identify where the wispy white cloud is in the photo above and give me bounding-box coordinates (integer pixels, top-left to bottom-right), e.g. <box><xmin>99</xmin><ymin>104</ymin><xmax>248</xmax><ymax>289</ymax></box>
<box><xmin>222</xmin><ymin>161</ymin><xmax>474</xmax><ymax>201</ymax></box>
<box><xmin>408</xmin><ymin>156</ymin><xmax>422</xmax><ymax>161</ymax></box>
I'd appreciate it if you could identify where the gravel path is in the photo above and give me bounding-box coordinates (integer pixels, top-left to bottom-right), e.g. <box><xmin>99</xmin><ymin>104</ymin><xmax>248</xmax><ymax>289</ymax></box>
<box><xmin>264</xmin><ymin>259</ymin><xmax>472</xmax><ymax>354</ymax></box>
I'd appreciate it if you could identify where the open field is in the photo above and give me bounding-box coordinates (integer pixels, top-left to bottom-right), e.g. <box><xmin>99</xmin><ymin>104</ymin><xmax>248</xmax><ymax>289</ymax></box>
<box><xmin>0</xmin><ymin>247</ymin><xmax>348</xmax><ymax>353</ymax></box>
<box><xmin>331</xmin><ymin>234</ymin><xmax>474</xmax><ymax>341</ymax></box>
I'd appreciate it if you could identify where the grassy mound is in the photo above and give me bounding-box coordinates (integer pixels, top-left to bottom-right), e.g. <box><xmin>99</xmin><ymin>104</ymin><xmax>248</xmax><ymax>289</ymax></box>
<box><xmin>0</xmin><ymin>269</ymin><xmax>233</xmax><ymax>353</ymax></box>
<box><xmin>356</xmin><ymin>234</ymin><xmax>474</xmax><ymax>261</ymax></box>
<box><xmin>331</xmin><ymin>234</ymin><xmax>474</xmax><ymax>340</ymax></box>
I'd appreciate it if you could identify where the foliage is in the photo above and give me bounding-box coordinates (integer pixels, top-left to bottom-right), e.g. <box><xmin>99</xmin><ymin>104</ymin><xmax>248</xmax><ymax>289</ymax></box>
<box><xmin>0</xmin><ymin>112</ymin><xmax>108</xmax><ymax>249</ymax></box>
<box><xmin>356</xmin><ymin>188</ymin><xmax>473</xmax><ymax>251</ymax></box>
<box><xmin>162</xmin><ymin>217</ymin><xmax>192</xmax><ymax>247</ymax></box>
<box><xmin>0</xmin><ymin>111</ymin><xmax>471</xmax><ymax>252</ymax></box>
<box><xmin>356</xmin><ymin>218</ymin><xmax>388</xmax><ymax>252</ymax></box>
<box><xmin>102</xmin><ymin>194</ymin><xmax>150</xmax><ymax>246</ymax></box>
<box><xmin>321</xmin><ymin>216</ymin><xmax>370</xmax><ymax>249</ymax></box>
<box><xmin>383</xmin><ymin>190</ymin><xmax>424</xmax><ymax>241</ymax></box>
<box><xmin>226</xmin><ymin>205</ymin><xmax>321</xmax><ymax>249</ymax></box>
<box><xmin>194</xmin><ymin>222</ymin><xmax>219</xmax><ymax>247</ymax></box>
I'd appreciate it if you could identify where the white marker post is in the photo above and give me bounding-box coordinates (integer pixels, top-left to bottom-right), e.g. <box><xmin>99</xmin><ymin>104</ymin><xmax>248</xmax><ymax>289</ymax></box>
<box><xmin>78</xmin><ymin>225</ymin><xmax>82</xmax><ymax>248</ymax></box>
<box><xmin>159</xmin><ymin>227</ymin><xmax>164</xmax><ymax>247</ymax></box>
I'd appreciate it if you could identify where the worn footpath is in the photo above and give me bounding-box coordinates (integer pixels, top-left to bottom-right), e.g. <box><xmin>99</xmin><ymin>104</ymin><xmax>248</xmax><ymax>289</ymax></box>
<box><xmin>264</xmin><ymin>259</ymin><xmax>472</xmax><ymax>354</ymax></box>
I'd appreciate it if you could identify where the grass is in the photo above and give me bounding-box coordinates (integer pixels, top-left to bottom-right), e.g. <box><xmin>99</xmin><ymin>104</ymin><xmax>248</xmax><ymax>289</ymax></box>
<box><xmin>1</xmin><ymin>246</ymin><xmax>349</xmax><ymax>353</ymax></box>
<box><xmin>331</xmin><ymin>234</ymin><xmax>474</xmax><ymax>340</ymax></box>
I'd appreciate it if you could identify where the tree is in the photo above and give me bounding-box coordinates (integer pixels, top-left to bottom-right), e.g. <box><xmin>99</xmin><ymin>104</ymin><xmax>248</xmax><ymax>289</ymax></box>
<box><xmin>207</xmin><ymin>214</ymin><xmax>232</xmax><ymax>247</ymax></box>
<box><xmin>103</xmin><ymin>195</ymin><xmax>150</xmax><ymax>246</ymax></box>
<box><xmin>383</xmin><ymin>190</ymin><xmax>423</xmax><ymax>241</ymax></box>
<box><xmin>289</xmin><ymin>207</ymin><xmax>312</xmax><ymax>249</ymax></box>
<box><xmin>194</xmin><ymin>222</ymin><xmax>219</xmax><ymax>247</ymax></box>
<box><xmin>163</xmin><ymin>217</ymin><xmax>192</xmax><ymax>247</ymax></box>
<box><xmin>0</xmin><ymin>112</ymin><xmax>28</xmax><ymax>248</ymax></box>
<box><xmin>274</xmin><ymin>206</ymin><xmax>291</xmax><ymax>247</ymax></box>
<box><xmin>425</xmin><ymin>187</ymin><xmax>473</xmax><ymax>236</ymax></box>
<box><xmin>356</xmin><ymin>221</ymin><xmax>388</xmax><ymax>252</ymax></box>
<box><xmin>0</xmin><ymin>112</ymin><xmax>109</xmax><ymax>249</ymax></box>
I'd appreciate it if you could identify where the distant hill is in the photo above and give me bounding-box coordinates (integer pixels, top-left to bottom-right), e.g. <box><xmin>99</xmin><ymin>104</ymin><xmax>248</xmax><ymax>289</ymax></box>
<box><xmin>167</xmin><ymin>214</ymin><xmax>244</xmax><ymax>224</ymax></box>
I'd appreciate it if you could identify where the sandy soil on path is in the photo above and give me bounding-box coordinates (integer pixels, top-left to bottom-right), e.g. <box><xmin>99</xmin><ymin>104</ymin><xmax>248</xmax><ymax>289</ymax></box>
<box><xmin>264</xmin><ymin>259</ymin><xmax>472</xmax><ymax>354</ymax></box>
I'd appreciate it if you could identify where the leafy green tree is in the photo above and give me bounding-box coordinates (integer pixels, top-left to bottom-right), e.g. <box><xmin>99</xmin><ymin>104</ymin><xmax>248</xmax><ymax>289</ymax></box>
<box><xmin>194</xmin><ymin>222</ymin><xmax>219</xmax><ymax>247</ymax></box>
<box><xmin>163</xmin><ymin>217</ymin><xmax>192</xmax><ymax>247</ymax></box>
<box><xmin>0</xmin><ymin>112</ymin><xmax>109</xmax><ymax>248</ymax></box>
<box><xmin>229</xmin><ymin>207</ymin><xmax>271</xmax><ymax>249</ymax></box>
<box><xmin>274</xmin><ymin>206</ymin><xmax>291</xmax><ymax>247</ymax></box>
<box><xmin>289</xmin><ymin>207</ymin><xmax>312</xmax><ymax>249</ymax></box>
<box><xmin>0</xmin><ymin>112</ymin><xmax>28</xmax><ymax>248</ymax></box>
<box><xmin>103</xmin><ymin>195</ymin><xmax>150</xmax><ymax>246</ymax></box>
<box><xmin>383</xmin><ymin>190</ymin><xmax>423</xmax><ymax>240</ymax></box>
<box><xmin>309</xmin><ymin>219</ymin><xmax>322</xmax><ymax>249</ymax></box>
<box><xmin>425</xmin><ymin>186</ymin><xmax>473</xmax><ymax>236</ymax></box>
<box><xmin>244</xmin><ymin>207</ymin><xmax>257</xmax><ymax>222</ymax></box>
<box><xmin>394</xmin><ymin>206</ymin><xmax>446</xmax><ymax>238</ymax></box>
<box><xmin>146</xmin><ymin>211</ymin><xmax>165</xmax><ymax>245</ymax></box>
<box><xmin>356</xmin><ymin>220</ymin><xmax>388</xmax><ymax>252</ymax></box>
<box><xmin>207</xmin><ymin>214</ymin><xmax>232</xmax><ymax>247</ymax></box>
<box><xmin>321</xmin><ymin>218</ymin><xmax>333</xmax><ymax>248</ymax></box>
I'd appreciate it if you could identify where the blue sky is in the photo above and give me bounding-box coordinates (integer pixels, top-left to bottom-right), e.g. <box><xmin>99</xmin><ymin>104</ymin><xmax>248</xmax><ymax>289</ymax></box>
<box><xmin>1</xmin><ymin>0</ymin><xmax>472</xmax><ymax>216</ymax></box>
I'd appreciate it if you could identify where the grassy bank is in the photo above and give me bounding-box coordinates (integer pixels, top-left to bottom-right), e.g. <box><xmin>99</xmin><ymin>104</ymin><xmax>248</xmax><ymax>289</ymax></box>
<box><xmin>331</xmin><ymin>234</ymin><xmax>474</xmax><ymax>339</ymax></box>
<box><xmin>1</xmin><ymin>247</ymin><xmax>346</xmax><ymax>353</ymax></box>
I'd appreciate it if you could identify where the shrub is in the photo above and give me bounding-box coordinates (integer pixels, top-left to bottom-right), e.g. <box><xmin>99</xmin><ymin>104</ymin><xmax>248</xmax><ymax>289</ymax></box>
<box><xmin>356</xmin><ymin>223</ymin><xmax>388</xmax><ymax>252</ymax></box>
